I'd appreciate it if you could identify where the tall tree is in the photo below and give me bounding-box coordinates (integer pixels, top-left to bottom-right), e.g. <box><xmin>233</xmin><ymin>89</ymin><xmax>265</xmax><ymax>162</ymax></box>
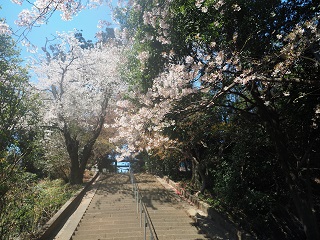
<box><xmin>34</xmin><ymin>32</ymin><xmax>125</xmax><ymax>184</ymax></box>
<box><xmin>0</xmin><ymin>25</ymin><xmax>42</xmax><ymax>239</ymax></box>
<box><xmin>113</xmin><ymin>0</ymin><xmax>320</xmax><ymax>238</ymax></box>
<box><xmin>0</xmin><ymin>30</ymin><xmax>41</xmax><ymax>173</ymax></box>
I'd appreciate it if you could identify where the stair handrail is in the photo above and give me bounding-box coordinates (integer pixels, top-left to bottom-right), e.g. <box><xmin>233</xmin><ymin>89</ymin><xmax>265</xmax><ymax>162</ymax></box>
<box><xmin>130</xmin><ymin>171</ymin><xmax>159</xmax><ymax>240</ymax></box>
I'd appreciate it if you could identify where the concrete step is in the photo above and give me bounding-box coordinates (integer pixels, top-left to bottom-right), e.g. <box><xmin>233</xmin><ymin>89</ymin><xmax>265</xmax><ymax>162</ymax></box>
<box><xmin>89</xmin><ymin>199</ymin><xmax>135</xmax><ymax>204</ymax></box>
<box><xmin>71</xmin><ymin>231</ymin><xmax>144</xmax><ymax>240</ymax></box>
<box><xmin>90</xmin><ymin>197</ymin><xmax>134</xmax><ymax>200</ymax></box>
<box><xmin>156</xmin><ymin>234</ymin><xmax>208</xmax><ymax>239</ymax></box>
<box><xmin>79</xmin><ymin>218</ymin><xmax>139</xmax><ymax>225</ymax></box>
<box><xmin>135</xmin><ymin>173</ymin><xmax>208</xmax><ymax>240</ymax></box>
<box><xmin>98</xmin><ymin>238</ymin><xmax>146</xmax><ymax>240</ymax></box>
<box><xmin>78</xmin><ymin>219</ymin><xmax>139</xmax><ymax>225</ymax></box>
<box><xmin>143</xmin><ymin>221</ymin><xmax>195</xmax><ymax>227</ymax></box>
<box><xmin>82</xmin><ymin>212</ymin><xmax>138</xmax><ymax>218</ymax></box>
<box><xmin>150</xmin><ymin>225</ymin><xmax>199</xmax><ymax>231</ymax></box>
<box><xmin>73</xmin><ymin>231</ymin><xmax>207</xmax><ymax>240</ymax></box>
<box><xmin>91</xmin><ymin>194</ymin><xmax>133</xmax><ymax>198</ymax></box>
<box><xmin>73</xmin><ymin>228</ymin><xmax>144</xmax><ymax>235</ymax></box>
<box><xmin>152</xmin><ymin>229</ymin><xmax>199</xmax><ymax>235</ymax></box>
<box><xmin>83</xmin><ymin>212</ymin><xmax>138</xmax><ymax>216</ymax></box>
<box><xmin>72</xmin><ymin>236</ymin><xmax>145</xmax><ymax>240</ymax></box>
<box><xmin>86</xmin><ymin>204</ymin><xmax>137</xmax><ymax>208</ymax></box>
<box><xmin>88</xmin><ymin>202</ymin><xmax>136</xmax><ymax>207</ymax></box>
<box><xmin>72</xmin><ymin>174</ymin><xmax>144</xmax><ymax>240</ymax></box>
<box><xmin>90</xmin><ymin>198</ymin><xmax>135</xmax><ymax>202</ymax></box>
<box><xmin>88</xmin><ymin>205</ymin><xmax>136</xmax><ymax>209</ymax></box>
<box><xmin>89</xmin><ymin>201</ymin><xmax>136</xmax><ymax>205</ymax></box>
<box><xmin>76</xmin><ymin>223</ymin><xmax>139</xmax><ymax>231</ymax></box>
<box><xmin>148</xmin><ymin>217</ymin><xmax>193</xmax><ymax>223</ymax></box>
<box><xmin>85</xmin><ymin>208</ymin><xmax>137</xmax><ymax>213</ymax></box>
<box><xmin>81</xmin><ymin>212</ymin><xmax>139</xmax><ymax>218</ymax></box>
<box><xmin>148</xmin><ymin>212</ymin><xmax>191</xmax><ymax>217</ymax></box>
<box><xmin>79</xmin><ymin>218</ymin><xmax>139</xmax><ymax>224</ymax></box>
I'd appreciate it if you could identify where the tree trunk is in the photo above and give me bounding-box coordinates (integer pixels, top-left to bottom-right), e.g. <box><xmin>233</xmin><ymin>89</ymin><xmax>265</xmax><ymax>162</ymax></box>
<box><xmin>69</xmin><ymin>161</ymin><xmax>83</xmax><ymax>184</ymax></box>
<box><xmin>63</xmin><ymin>127</ymin><xmax>83</xmax><ymax>184</ymax></box>
<box><xmin>63</xmin><ymin>109</ymin><xmax>106</xmax><ymax>184</ymax></box>
<box><xmin>189</xmin><ymin>152</ymin><xmax>207</xmax><ymax>194</ymax></box>
<box><xmin>198</xmin><ymin>164</ymin><xmax>207</xmax><ymax>194</ymax></box>
<box><xmin>191</xmin><ymin>158</ymin><xmax>197</xmax><ymax>187</ymax></box>
<box><xmin>169</xmin><ymin>147</ymin><xmax>207</xmax><ymax>194</ymax></box>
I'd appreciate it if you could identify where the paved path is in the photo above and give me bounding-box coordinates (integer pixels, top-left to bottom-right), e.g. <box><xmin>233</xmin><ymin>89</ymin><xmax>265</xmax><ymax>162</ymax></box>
<box><xmin>56</xmin><ymin>173</ymin><xmax>232</xmax><ymax>240</ymax></box>
<box><xmin>135</xmin><ymin>173</ymin><xmax>231</xmax><ymax>240</ymax></box>
<box><xmin>71</xmin><ymin>174</ymin><xmax>143</xmax><ymax>240</ymax></box>
<box><xmin>136</xmin><ymin>173</ymin><xmax>207</xmax><ymax>239</ymax></box>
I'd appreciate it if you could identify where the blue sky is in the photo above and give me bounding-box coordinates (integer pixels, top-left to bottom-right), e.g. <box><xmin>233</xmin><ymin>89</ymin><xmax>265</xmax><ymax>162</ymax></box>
<box><xmin>0</xmin><ymin>1</ymin><xmax>113</xmax><ymax>63</ymax></box>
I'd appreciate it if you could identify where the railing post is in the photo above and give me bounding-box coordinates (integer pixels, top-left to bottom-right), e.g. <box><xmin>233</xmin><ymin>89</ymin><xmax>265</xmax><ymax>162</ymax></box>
<box><xmin>130</xmin><ymin>171</ymin><xmax>158</xmax><ymax>240</ymax></box>
<box><xmin>136</xmin><ymin>193</ymin><xmax>139</xmax><ymax>213</ymax></box>
<box><xmin>131</xmin><ymin>176</ymin><xmax>134</xmax><ymax>192</ymax></box>
<box><xmin>144</xmin><ymin>210</ymin><xmax>147</xmax><ymax>240</ymax></box>
<box><xmin>140</xmin><ymin>200</ymin><xmax>143</xmax><ymax>227</ymax></box>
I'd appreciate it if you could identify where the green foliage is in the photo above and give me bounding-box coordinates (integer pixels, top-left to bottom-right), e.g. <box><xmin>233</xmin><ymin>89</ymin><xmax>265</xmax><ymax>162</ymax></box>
<box><xmin>1</xmin><ymin>30</ymin><xmax>44</xmax><ymax>206</ymax></box>
<box><xmin>201</xmin><ymin>110</ymin><xmax>309</xmax><ymax>238</ymax></box>
<box><xmin>0</xmin><ymin>27</ymin><xmax>69</xmax><ymax>240</ymax></box>
<box><xmin>143</xmin><ymin>153</ymin><xmax>164</xmax><ymax>176</ymax></box>
<box><xmin>114</xmin><ymin>1</ymin><xmax>172</xmax><ymax>93</ymax></box>
<box><xmin>115</xmin><ymin>0</ymin><xmax>320</xmax><ymax>238</ymax></box>
<box><xmin>0</xmin><ymin>170</ymin><xmax>37</xmax><ymax>239</ymax></box>
<box><xmin>0</xmin><ymin>33</ymin><xmax>43</xmax><ymax>166</ymax></box>
<box><xmin>0</xmin><ymin>172</ymin><xmax>80</xmax><ymax>240</ymax></box>
<box><xmin>37</xmin><ymin>130</ymin><xmax>71</xmax><ymax>181</ymax></box>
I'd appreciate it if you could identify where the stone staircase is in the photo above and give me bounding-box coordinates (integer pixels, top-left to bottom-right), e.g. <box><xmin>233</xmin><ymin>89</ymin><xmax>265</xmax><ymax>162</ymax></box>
<box><xmin>68</xmin><ymin>173</ymin><xmax>211</xmax><ymax>240</ymax></box>
<box><xmin>71</xmin><ymin>174</ymin><xmax>143</xmax><ymax>240</ymax></box>
<box><xmin>136</xmin><ymin>173</ymin><xmax>209</xmax><ymax>239</ymax></box>
<box><xmin>147</xmin><ymin>205</ymin><xmax>206</xmax><ymax>239</ymax></box>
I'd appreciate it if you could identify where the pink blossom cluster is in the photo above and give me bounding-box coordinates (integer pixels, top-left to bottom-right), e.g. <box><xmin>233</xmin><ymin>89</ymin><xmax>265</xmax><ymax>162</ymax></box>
<box><xmin>12</xmin><ymin>0</ymin><xmax>114</xmax><ymax>28</ymax></box>
<box><xmin>140</xmin><ymin>3</ymin><xmax>171</xmax><ymax>45</ymax></box>
<box><xmin>33</xmin><ymin>31</ymin><xmax>126</xmax><ymax>137</ymax></box>
<box><xmin>110</xmin><ymin>6</ymin><xmax>320</xmax><ymax>160</ymax></box>
<box><xmin>0</xmin><ymin>22</ymin><xmax>12</xmax><ymax>35</ymax></box>
<box><xmin>110</xmin><ymin>62</ymin><xmax>199</xmax><ymax>159</ymax></box>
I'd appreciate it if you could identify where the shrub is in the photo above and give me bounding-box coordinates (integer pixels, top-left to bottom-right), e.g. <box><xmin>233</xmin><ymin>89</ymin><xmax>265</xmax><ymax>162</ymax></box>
<box><xmin>0</xmin><ymin>172</ymin><xmax>81</xmax><ymax>240</ymax></box>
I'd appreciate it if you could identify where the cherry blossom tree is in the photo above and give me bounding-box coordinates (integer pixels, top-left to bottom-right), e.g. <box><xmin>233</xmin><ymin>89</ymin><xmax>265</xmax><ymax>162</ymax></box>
<box><xmin>9</xmin><ymin>0</ymin><xmax>320</xmax><ymax>237</ymax></box>
<box><xmin>112</xmin><ymin>0</ymin><xmax>320</xmax><ymax>238</ymax></box>
<box><xmin>12</xmin><ymin>0</ymin><xmax>105</xmax><ymax>25</ymax></box>
<box><xmin>33</xmin><ymin>31</ymin><xmax>126</xmax><ymax>184</ymax></box>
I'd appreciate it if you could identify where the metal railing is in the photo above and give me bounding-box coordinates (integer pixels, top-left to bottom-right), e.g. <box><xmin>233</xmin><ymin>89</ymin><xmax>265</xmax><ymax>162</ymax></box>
<box><xmin>130</xmin><ymin>171</ymin><xmax>159</xmax><ymax>240</ymax></box>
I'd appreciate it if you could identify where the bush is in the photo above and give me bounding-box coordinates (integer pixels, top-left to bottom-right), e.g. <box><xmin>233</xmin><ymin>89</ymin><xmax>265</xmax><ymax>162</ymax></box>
<box><xmin>0</xmin><ymin>172</ymin><xmax>81</xmax><ymax>240</ymax></box>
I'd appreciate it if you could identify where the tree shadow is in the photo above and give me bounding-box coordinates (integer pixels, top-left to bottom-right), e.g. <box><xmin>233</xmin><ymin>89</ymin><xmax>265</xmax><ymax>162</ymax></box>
<box><xmin>135</xmin><ymin>173</ymin><xmax>238</xmax><ymax>240</ymax></box>
<box><xmin>191</xmin><ymin>213</ymin><xmax>239</xmax><ymax>240</ymax></box>
<box><xmin>91</xmin><ymin>173</ymin><xmax>237</xmax><ymax>239</ymax></box>
<box><xmin>89</xmin><ymin>173</ymin><xmax>135</xmax><ymax>207</ymax></box>
<box><xmin>135</xmin><ymin>173</ymin><xmax>181</xmax><ymax>210</ymax></box>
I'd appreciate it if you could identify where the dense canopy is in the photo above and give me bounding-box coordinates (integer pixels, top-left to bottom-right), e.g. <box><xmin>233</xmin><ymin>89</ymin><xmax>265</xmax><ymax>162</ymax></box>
<box><xmin>1</xmin><ymin>0</ymin><xmax>320</xmax><ymax>239</ymax></box>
